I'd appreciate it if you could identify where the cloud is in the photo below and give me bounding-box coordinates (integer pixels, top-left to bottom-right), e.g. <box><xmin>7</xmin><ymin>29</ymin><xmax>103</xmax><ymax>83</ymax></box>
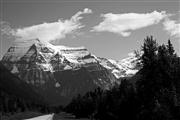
<box><xmin>1</xmin><ymin>8</ymin><xmax>92</xmax><ymax>42</ymax></box>
<box><xmin>0</xmin><ymin>21</ymin><xmax>15</xmax><ymax>36</ymax></box>
<box><xmin>163</xmin><ymin>18</ymin><xmax>180</xmax><ymax>38</ymax></box>
<box><xmin>92</xmin><ymin>11</ymin><xmax>167</xmax><ymax>37</ymax></box>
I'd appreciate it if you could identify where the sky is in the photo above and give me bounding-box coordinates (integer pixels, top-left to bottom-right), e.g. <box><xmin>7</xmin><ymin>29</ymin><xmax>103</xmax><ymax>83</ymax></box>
<box><xmin>0</xmin><ymin>0</ymin><xmax>180</xmax><ymax>60</ymax></box>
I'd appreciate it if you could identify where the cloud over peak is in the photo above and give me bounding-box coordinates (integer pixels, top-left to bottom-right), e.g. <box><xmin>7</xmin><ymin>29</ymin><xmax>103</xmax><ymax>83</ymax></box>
<box><xmin>92</xmin><ymin>11</ymin><xmax>167</xmax><ymax>37</ymax></box>
<box><xmin>1</xmin><ymin>8</ymin><xmax>92</xmax><ymax>43</ymax></box>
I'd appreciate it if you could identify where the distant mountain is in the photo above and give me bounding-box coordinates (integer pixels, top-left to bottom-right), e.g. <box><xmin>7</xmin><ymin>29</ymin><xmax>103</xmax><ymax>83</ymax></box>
<box><xmin>98</xmin><ymin>52</ymin><xmax>141</xmax><ymax>79</ymax></box>
<box><xmin>1</xmin><ymin>39</ymin><xmax>140</xmax><ymax>105</ymax></box>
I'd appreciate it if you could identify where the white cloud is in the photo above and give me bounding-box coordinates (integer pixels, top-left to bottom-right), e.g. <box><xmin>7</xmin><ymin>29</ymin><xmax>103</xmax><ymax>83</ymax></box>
<box><xmin>92</xmin><ymin>11</ymin><xmax>167</xmax><ymax>37</ymax></box>
<box><xmin>163</xmin><ymin>18</ymin><xmax>180</xmax><ymax>38</ymax></box>
<box><xmin>1</xmin><ymin>8</ymin><xmax>92</xmax><ymax>42</ymax></box>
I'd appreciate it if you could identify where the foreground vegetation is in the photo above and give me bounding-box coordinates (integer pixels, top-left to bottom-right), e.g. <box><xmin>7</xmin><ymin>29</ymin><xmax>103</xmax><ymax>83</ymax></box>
<box><xmin>65</xmin><ymin>36</ymin><xmax>180</xmax><ymax>120</ymax></box>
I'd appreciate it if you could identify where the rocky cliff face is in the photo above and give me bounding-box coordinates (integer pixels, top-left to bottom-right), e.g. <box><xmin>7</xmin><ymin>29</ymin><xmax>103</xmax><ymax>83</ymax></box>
<box><xmin>1</xmin><ymin>39</ymin><xmax>140</xmax><ymax>105</ymax></box>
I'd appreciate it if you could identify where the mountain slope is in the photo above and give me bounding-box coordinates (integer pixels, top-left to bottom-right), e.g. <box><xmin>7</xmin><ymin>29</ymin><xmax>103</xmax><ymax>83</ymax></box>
<box><xmin>98</xmin><ymin>52</ymin><xmax>141</xmax><ymax>79</ymax></box>
<box><xmin>0</xmin><ymin>62</ymin><xmax>45</xmax><ymax>105</ymax></box>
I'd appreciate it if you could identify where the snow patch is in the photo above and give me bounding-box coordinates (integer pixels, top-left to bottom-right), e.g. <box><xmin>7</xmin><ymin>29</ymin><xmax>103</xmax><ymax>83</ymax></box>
<box><xmin>126</xmin><ymin>69</ymin><xmax>138</xmax><ymax>75</ymax></box>
<box><xmin>64</xmin><ymin>65</ymin><xmax>72</xmax><ymax>70</ymax></box>
<box><xmin>55</xmin><ymin>82</ymin><xmax>61</xmax><ymax>88</ymax></box>
<box><xmin>11</xmin><ymin>65</ymin><xmax>19</xmax><ymax>73</ymax></box>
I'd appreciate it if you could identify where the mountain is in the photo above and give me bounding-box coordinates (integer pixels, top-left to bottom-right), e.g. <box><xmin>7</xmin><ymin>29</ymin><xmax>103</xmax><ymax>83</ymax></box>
<box><xmin>98</xmin><ymin>52</ymin><xmax>141</xmax><ymax>79</ymax></box>
<box><xmin>0</xmin><ymin>62</ymin><xmax>45</xmax><ymax>106</ymax></box>
<box><xmin>1</xmin><ymin>39</ymin><xmax>140</xmax><ymax>105</ymax></box>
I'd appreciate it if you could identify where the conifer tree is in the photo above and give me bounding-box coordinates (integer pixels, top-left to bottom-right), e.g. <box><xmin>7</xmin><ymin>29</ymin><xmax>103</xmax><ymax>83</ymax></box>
<box><xmin>167</xmin><ymin>39</ymin><xmax>175</xmax><ymax>56</ymax></box>
<box><xmin>141</xmin><ymin>36</ymin><xmax>158</xmax><ymax>69</ymax></box>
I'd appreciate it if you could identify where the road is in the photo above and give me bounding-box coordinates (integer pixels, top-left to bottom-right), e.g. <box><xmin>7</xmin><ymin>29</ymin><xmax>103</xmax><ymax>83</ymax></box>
<box><xmin>23</xmin><ymin>112</ymin><xmax>89</xmax><ymax>120</ymax></box>
<box><xmin>24</xmin><ymin>113</ymin><xmax>54</xmax><ymax>120</ymax></box>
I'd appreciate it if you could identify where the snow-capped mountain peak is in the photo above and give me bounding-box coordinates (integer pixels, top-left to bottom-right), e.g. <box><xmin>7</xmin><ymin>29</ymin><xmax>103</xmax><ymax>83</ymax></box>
<box><xmin>2</xmin><ymin>38</ymin><xmax>140</xmax><ymax>78</ymax></box>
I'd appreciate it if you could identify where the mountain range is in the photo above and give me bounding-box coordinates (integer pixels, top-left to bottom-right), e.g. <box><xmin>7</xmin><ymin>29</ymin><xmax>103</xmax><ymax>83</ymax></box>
<box><xmin>1</xmin><ymin>39</ymin><xmax>140</xmax><ymax>105</ymax></box>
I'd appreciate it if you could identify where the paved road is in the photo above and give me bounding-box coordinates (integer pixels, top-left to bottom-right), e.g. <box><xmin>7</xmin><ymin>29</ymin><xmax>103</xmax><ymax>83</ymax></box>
<box><xmin>23</xmin><ymin>112</ymin><xmax>89</xmax><ymax>120</ymax></box>
<box><xmin>24</xmin><ymin>113</ymin><xmax>54</xmax><ymax>120</ymax></box>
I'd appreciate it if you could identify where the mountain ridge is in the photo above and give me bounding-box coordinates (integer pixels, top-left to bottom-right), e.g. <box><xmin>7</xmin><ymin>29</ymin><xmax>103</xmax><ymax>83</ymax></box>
<box><xmin>1</xmin><ymin>39</ymin><xmax>140</xmax><ymax>105</ymax></box>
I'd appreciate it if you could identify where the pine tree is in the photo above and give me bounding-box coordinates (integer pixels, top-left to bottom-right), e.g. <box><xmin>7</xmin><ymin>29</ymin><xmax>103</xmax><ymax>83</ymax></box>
<box><xmin>167</xmin><ymin>39</ymin><xmax>175</xmax><ymax>56</ymax></box>
<box><xmin>141</xmin><ymin>36</ymin><xmax>158</xmax><ymax>69</ymax></box>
